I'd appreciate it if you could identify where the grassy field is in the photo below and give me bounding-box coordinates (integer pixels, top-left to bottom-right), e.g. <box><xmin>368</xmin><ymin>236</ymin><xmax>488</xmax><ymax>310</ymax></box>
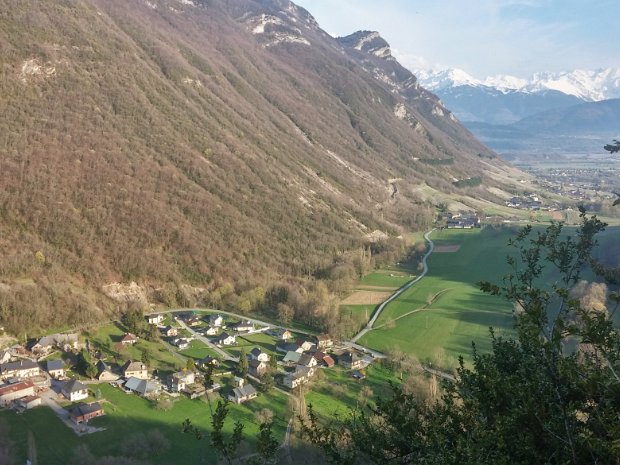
<box><xmin>2</xmin><ymin>382</ymin><xmax>289</xmax><ymax>464</ymax></box>
<box><xmin>359</xmin><ymin>270</ymin><xmax>415</xmax><ymax>289</ymax></box>
<box><xmin>88</xmin><ymin>323</ymin><xmax>185</xmax><ymax>376</ymax></box>
<box><xmin>305</xmin><ymin>364</ymin><xmax>399</xmax><ymax>419</ymax></box>
<box><xmin>178</xmin><ymin>340</ymin><xmax>221</xmax><ymax>361</ymax></box>
<box><xmin>359</xmin><ymin>227</ymin><xmax>520</xmax><ymax>370</ymax></box>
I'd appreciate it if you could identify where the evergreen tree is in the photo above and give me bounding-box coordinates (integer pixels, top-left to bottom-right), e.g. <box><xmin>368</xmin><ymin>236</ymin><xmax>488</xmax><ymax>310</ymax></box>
<box><xmin>238</xmin><ymin>348</ymin><xmax>248</xmax><ymax>377</ymax></box>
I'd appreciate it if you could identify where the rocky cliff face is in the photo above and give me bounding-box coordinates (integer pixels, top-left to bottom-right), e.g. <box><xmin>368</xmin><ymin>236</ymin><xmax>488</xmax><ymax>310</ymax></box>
<box><xmin>0</xmin><ymin>0</ymin><xmax>518</xmax><ymax>332</ymax></box>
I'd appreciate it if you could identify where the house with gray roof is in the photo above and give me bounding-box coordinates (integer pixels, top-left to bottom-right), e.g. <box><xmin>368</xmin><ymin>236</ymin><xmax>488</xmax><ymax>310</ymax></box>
<box><xmin>213</xmin><ymin>332</ymin><xmax>236</xmax><ymax>346</ymax></box>
<box><xmin>248</xmin><ymin>360</ymin><xmax>268</xmax><ymax>377</ymax></box>
<box><xmin>45</xmin><ymin>360</ymin><xmax>65</xmax><ymax>379</ymax></box>
<box><xmin>124</xmin><ymin>376</ymin><xmax>161</xmax><ymax>397</ymax></box>
<box><xmin>283</xmin><ymin>351</ymin><xmax>302</xmax><ymax>365</ymax></box>
<box><xmin>96</xmin><ymin>360</ymin><xmax>119</xmax><ymax>381</ymax></box>
<box><xmin>0</xmin><ymin>359</ymin><xmax>39</xmax><ymax>380</ymax></box>
<box><xmin>122</xmin><ymin>360</ymin><xmax>148</xmax><ymax>379</ymax></box>
<box><xmin>297</xmin><ymin>353</ymin><xmax>318</xmax><ymax>368</ymax></box>
<box><xmin>62</xmin><ymin>379</ymin><xmax>89</xmax><ymax>402</ymax></box>
<box><xmin>70</xmin><ymin>402</ymin><xmax>104</xmax><ymax>423</ymax></box>
<box><xmin>249</xmin><ymin>348</ymin><xmax>270</xmax><ymax>362</ymax></box>
<box><xmin>228</xmin><ymin>382</ymin><xmax>257</xmax><ymax>404</ymax></box>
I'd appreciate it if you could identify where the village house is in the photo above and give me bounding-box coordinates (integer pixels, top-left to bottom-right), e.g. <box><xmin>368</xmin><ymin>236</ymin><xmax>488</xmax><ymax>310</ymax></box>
<box><xmin>282</xmin><ymin>351</ymin><xmax>302</xmax><ymax>365</ymax></box>
<box><xmin>0</xmin><ymin>359</ymin><xmax>40</xmax><ymax>380</ymax></box>
<box><xmin>296</xmin><ymin>340</ymin><xmax>316</xmax><ymax>352</ymax></box>
<box><xmin>170</xmin><ymin>371</ymin><xmax>195</xmax><ymax>393</ymax></box>
<box><xmin>28</xmin><ymin>333</ymin><xmax>79</xmax><ymax>357</ymax></box>
<box><xmin>445</xmin><ymin>211</ymin><xmax>480</xmax><ymax>229</ymax></box>
<box><xmin>45</xmin><ymin>360</ymin><xmax>65</xmax><ymax>379</ymax></box>
<box><xmin>197</xmin><ymin>356</ymin><xmax>219</xmax><ymax>369</ymax></box>
<box><xmin>228</xmin><ymin>378</ymin><xmax>257</xmax><ymax>404</ymax></box>
<box><xmin>0</xmin><ymin>381</ymin><xmax>35</xmax><ymax>407</ymax></box>
<box><xmin>209</xmin><ymin>314</ymin><xmax>224</xmax><ymax>327</ymax></box>
<box><xmin>338</xmin><ymin>351</ymin><xmax>364</xmax><ymax>370</ymax></box>
<box><xmin>275</xmin><ymin>341</ymin><xmax>300</xmax><ymax>354</ymax></box>
<box><xmin>70</xmin><ymin>402</ymin><xmax>104</xmax><ymax>424</ymax></box>
<box><xmin>122</xmin><ymin>360</ymin><xmax>149</xmax><ymax>379</ymax></box>
<box><xmin>121</xmin><ymin>333</ymin><xmax>138</xmax><ymax>345</ymax></box>
<box><xmin>277</xmin><ymin>329</ymin><xmax>293</xmax><ymax>340</ymax></box>
<box><xmin>161</xmin><ymin>326</ymin><xmax>178</xmax><ymax>337</ymax></box>
<box><xmin>18</xmin><ymin>395</ymin><xmax>42</xmax><ymax>410</ymax></box>
<box><xmin>96</xmin><ymin>360</ymin><xmax>119</xmax><ymax>381</ymax></box>
<box><xmin>248</xmin><ymin>360</ymin><xmax>269</xmax><ymax>378</ymax></box>
<box><xmin>320</xmin><ymin>353</ymin><xmax>335</xmax><ymax>368</ymax></box>
<box><xmin>173</xmin><ymin>338</ymin><xmax>190</xmax><ymax>349</ymax></box>
<box><xmin>249</xmin><ymin>348</ymin><xmax>270</xmax><ymax>363</ymax></box>
<box><xmin>186</xmin><ymin>315</ymin><xmax>202</xmax><ymax>327</ymax></box>
<box><xmin>62</xmin><ymin>379</ymin><xmax>89</xmax><ymax>402</ymax></box>
<box><xmin>27</xmin><ymin>337</ymin><xmax>56</xmax><ymax>357</ymax></box>
<box><xmin>315</xmin><ymin>334</ymin><xmax>333</xmax><ymax>350</ymax></box>
<box><xmin>297</xmin><ymin>353</ymin><xmax>318</xmax><ymax>369</ymax></box>
<box><xmin>229</xmin><ymin>320</ymin><xmax>254</xmax><ymax>333</ymax></box>
<box><xmin>213</xmin><ymin>332</ymin><xmax>236</xmax><ymax>346</ymax></box>
<box><xmin>282</xmin><ymin>366</ymin><xmax>315</xmax><ymax>389</ymax></box>
<box><xmin>205</xmin><ymin>326</ymin><xmax>219</xmax><ymax>336</ymax></box>
<box><xmin>184</xmin><ymin>383</ymin><xmax>207</xmax><ymax>399</ymax></box>
<box><xmin>124</xmin><ymin>376</ymin><xmax>161</xmax><ymax>397</ymax></box>
<box><xmin>146</xmin><ymin>314</ymin><xmax>165</xmax><ymax>325</ymax></box>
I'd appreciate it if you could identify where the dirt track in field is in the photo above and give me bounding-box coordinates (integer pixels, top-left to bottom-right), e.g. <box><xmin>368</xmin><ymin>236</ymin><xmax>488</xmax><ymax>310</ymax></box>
<box><xmin>341</xmin><ymin>290</ymin><xmax>393</xmax><ymax>305</ymax></box>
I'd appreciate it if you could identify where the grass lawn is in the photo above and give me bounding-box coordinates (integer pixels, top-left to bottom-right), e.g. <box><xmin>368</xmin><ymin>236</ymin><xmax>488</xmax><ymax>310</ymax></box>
<box><xmin>359</xmin><ymin>227</ymin><xmax>519</xmax><ymax>369</ymax></box>
<box><xmin>359</xmin><ymin>271</ymin><xmax>414</xmax><ymax>289</ymax></box>
<box><xmin>226</xmin><ymin>332</ymin><xmax>284</xmax><ymax>360</ymax></box>
<box><xmin>2</xmin><ymin>382</ymin><xmax>289</xmax><ymax>465</ymax></box>
<box><xmin>178</xmin><ymin>340</ymin><xmax>221</xmax><ymax>361</ymax></box>
<box><xmin>306</xmin><ymin>364</ymin><xmax>399</xmax><ymax>419</ymax></box>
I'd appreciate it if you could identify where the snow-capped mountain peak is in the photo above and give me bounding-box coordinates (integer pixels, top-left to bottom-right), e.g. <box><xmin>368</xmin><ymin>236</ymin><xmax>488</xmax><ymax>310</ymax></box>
<box><xmin>415</xmin><ymin>68</ymin><xmax>481</xmax><ymax>90</ymax></box>
<box><xmin>416</xmin><ymin>67</ymin><xmax>620</xmax><ymax>101</ymax></box>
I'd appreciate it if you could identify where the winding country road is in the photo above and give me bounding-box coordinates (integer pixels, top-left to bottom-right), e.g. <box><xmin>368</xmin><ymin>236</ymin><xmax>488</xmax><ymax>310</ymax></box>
<box><xmin>351</xmin><ymin>229</ymin><xmax>435</xmax><ymax>343</ymax></box>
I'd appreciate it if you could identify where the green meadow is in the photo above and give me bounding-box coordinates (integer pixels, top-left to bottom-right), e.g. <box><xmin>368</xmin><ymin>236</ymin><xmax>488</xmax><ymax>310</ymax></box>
<box><xmin>359</xmin><ymin>227</ymin><xmax>520</xmax><ymax>370</ymax></box>
<box><xmin>1</xmin><ymin>382</ymin><xmax>289</xmax><ymax>465</ymax></box>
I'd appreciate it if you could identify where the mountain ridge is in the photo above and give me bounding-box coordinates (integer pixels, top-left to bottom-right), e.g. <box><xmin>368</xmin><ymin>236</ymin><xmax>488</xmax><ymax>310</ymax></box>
<box><xmin>0</xmin><ymin>0</ymin><xmax>519</xmax><ymax>334</ymax></box>
<box><xmin>417</xmin><ymin>67</ymin><xmax>620</xmax><ymax>101</ymax></box>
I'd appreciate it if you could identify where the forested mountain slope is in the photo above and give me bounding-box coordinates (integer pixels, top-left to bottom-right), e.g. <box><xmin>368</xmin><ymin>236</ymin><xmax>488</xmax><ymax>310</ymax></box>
<box><xmin>0</xmin><ymin>0</ymin><xmax>520</xmax><ymax>332</ymax></box>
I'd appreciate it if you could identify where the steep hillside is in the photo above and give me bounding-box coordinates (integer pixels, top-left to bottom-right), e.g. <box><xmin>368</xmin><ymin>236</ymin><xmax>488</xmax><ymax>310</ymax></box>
<box><xmin>0</xmin><ymin>0</ymin><xmax>518</xmax><ymax>333</ymax></box>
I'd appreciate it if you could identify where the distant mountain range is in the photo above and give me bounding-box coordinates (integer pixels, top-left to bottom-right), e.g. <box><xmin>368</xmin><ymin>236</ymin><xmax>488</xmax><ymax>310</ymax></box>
<box><xmin>416</xmin><ymin>68</ymin><xmax>620</xmax><ymax>156</ymax></box>
<box><xmin>417</xmin><ymin>68</ymin><xmax>620</xmax><ymax>102</ymax></box>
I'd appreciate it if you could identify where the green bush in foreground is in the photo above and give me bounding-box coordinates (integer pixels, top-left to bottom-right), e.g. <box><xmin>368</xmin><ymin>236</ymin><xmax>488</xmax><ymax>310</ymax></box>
<box><xmin>301</xmin><ymin>211</ymin><xmax>620</xmax><ymax>465</ymax></box>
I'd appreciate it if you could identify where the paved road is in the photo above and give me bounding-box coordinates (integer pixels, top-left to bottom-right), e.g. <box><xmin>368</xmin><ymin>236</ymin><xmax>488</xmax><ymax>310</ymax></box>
<box><xmin>40</xmin><ymin>385</ymin><xmax>106</xmax><ymax>435</ymax></box>
<box><xmin>282</xmin><ymin>418</ymin><xmax>294</xmax><ymax>464</ymax></box>
<box><xmin>150</xmin><ymin>308</ymin><xmax>316</xmax><ymax>338</ymax></box>
<box><xmin>351</xmin><ymin>229</ymin><xmax>435</xmax><ymax>343</ymax></box>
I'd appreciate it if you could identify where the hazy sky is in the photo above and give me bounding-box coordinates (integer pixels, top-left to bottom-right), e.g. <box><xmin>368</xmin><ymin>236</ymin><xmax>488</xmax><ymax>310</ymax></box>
<box><xmin>294</xmin><ymin>0</ymin><xmax>620</xmax><ymax>78</ymax></box>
